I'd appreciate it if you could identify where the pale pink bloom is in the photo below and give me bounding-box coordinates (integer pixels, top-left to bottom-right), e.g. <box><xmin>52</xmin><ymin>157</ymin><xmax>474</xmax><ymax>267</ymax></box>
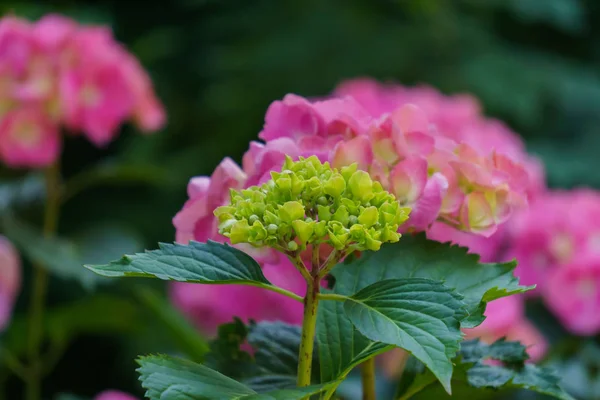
<box><xmin>94</xmin><ymin>391</ymin><xmax>137</xmax><ymax>400</ymax></box>
<box><xmin>0</xmin><ymin>107</ymin><xmax>60</xmax><ymax>167</ymax></box>
<box><xmin>544</xmin><ymin>256</ymin><xmax>600</xmax><ymax>336</ymax></box>
<box><xmin>242</xmin><ymin>139</ymin><xmax>302</xmax><ymax>186</ymax></box>
<box><xmin>170</xmin><ymin>257</ymin><xmax>305</xmax><ymax>336</ymax></box>
<box><xmin>173</xmin><ymin>158</ymin><xmax>247</xmax><ymax>244</ymax></box>
<box><xmin>0</xmin><ymin>236</ymin><xmax>20</xmax><ymax>331</ymax></box>
<box><xmin>465</xmin><ymin>296</ymin><xmax>547</xmax><ymax>361</ymax></box>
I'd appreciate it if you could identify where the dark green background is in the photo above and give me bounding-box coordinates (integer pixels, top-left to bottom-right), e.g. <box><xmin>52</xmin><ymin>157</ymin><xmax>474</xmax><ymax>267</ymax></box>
<box><xmin>2</xmin><ymin>0</ymin><xmax>599</xmax><ymax>398</ymax></box>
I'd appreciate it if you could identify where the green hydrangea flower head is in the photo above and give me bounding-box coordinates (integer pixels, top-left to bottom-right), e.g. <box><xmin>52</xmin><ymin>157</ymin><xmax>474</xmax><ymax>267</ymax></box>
<box><xmin>214</xmin><ymin>156</ymin><xmax>410</xmax><ymax>253</ymax></box>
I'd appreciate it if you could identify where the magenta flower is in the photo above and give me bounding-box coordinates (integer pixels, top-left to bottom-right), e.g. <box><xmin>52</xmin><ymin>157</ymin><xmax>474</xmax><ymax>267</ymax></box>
<box><xmin>0</xmin><ymin>14</ymin><xmax>165</xmax><ymax>168</ymax></box>
<box><xmin>173</xmin><ymin>158</ymin><xmax>247</xmax><ymax>244</ymax></box>
<box><xmin>506</xmin><ymin>190</ymin><xmax>600</xmax><ymax>292</ymax></box>
<box><xmin>544</xmin><ymin>256</ymin><xmax>600</xmax><ymax>336</ymax></box>
<box><xmin>0</xmin><ymin>236</ymin><xmax>21</xmax><ymax>331</ymax></box>
<box><xmin>0</xmin><ymin>107</ymin><xmax>60</xmax><ymax>167</ymax></box>
<box><xmin>94</xmin><ymin>390</ymin><xmax>137</xmax><ymax>400</ymax></box>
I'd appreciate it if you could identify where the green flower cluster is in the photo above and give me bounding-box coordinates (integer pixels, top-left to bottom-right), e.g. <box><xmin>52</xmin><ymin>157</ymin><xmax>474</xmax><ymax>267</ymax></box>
<box><xmin>214</xmin><ymin>156</ymin><xmax>410</xmax><ymax>252</ymax></box>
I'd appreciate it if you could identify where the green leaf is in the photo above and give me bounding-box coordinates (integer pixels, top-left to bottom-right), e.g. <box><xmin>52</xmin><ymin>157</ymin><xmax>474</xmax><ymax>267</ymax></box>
<box><xmin>248</xmin><ymin>321</ymin><xmax>319</xmax><ymax>380</ymax></box>
<box><xmin>138</xmin><ymin>354</ymin><xmax>256</xmax><ymax>399</ymax></box>
<box><xmin>205</xmin><ymin>318</ymin><xmax>257</xmax><ymax>380</ymax></box>
<box><xmin>317</xmin><ymin>296</ymin><xmax>392</xmax><ymax>384</ymax></box>
<box><xmin>137</xmin><ymin>354</ymin><xmax>333</xmax><ymax>400</ymax></box>
<box><xmin>244</xmin><ymin>376</ymin><xmax>297</xmax><ymax>393</ymax></box>
<box><xmin>86</xmin><ymin>240</ymin><xmax>273</xmax><ymax>289</ymax></box>
<box><xmin>332</xmin><ymin>234</ymin><xmax>532</xmax><ymax>328</ymax></box>
<box><xmin>398</xmin><ymin>339</ymin><xmax>574</xmax><ymax>400</ymax></box>
<box><xmin>135</xmin><ymin>286</ymin><xmax>210</xmax><ymax>362</ymax></box>
<box><xmin>343</xmin><ymin>278</ymin><xmax>466</xmax><ymax>393</ymax></box>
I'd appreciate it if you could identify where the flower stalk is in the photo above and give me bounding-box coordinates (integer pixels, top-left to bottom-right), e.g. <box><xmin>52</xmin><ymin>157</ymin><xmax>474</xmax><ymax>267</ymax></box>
<box><xmin>26</xmin><ymin>162</ymin><xmax>61</xmax><ymax>400</ymax></box>
<box><xmin>361</xmin><ymin>358</ymin><xmax>377</xmax><ymax>400</ymax></box>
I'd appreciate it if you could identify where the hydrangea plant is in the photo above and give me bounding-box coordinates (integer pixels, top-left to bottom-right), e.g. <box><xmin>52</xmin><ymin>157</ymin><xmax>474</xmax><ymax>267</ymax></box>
<box><xmin>88</xmin><ymin>157</ymin><xmax>572</xmax><ymax>400</ymax></box>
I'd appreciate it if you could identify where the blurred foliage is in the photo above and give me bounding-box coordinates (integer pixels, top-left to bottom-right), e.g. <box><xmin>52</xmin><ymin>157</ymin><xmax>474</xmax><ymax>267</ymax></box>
<box><xmin>1</xmin><ymin>0</ymin><xmax>600</xmax><ymax>398</ymax></box>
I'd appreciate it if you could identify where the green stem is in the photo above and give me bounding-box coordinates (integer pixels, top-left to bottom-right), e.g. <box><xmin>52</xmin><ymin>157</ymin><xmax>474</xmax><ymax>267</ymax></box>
<box><xmin>297</xmin><ymin>273</ymin><xmax>320</xmax><ymax>390</ymax></box>
<box><xmin>361</xmin><ymin>358</ymin><xmax>376</xmax><ymax>400</ymax></box>
<box><xmin>261</xmin><ymin>283</ymin><xmax>303</xmax><ymax>302</ymax></box>
<box><xmin>317</xmin><ymin>293</ymin><xmax>348</xmax><ymax>302</ymax></box>
<box><xmin>289</xmin><ymin>255</ymin><xmax>313</xmax><ymax>283</ymax></box>
<box><xmin>26</xmin><ymin>163</ymin><xmax>61</xmax><ymax>400</ymax></box>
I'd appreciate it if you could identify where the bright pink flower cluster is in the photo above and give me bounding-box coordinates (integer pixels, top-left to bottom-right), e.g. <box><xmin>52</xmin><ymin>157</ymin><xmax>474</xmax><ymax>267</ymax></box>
<box><xmin>506</xmin><ymin>190</ymin><xmax>600</xmax><ymax>335</ymax></box>
<box><xmin>0</xmin><ymin>236</ymin><xmax>20</xmax><ymax>332</ymax></box>
<box><xmin>94</xmin><ymin>390</ymin><xmax>137</xmax><ymax>400</ymax></box>
<box><xmin>172</xmin><ymin>79</ymin><xmax>540</xmax><ymax>336</ymax></box>
<box><xmin>0</xmin><ymin>14</ymin><xmax>165</xmax><ymax>168</ymax></box>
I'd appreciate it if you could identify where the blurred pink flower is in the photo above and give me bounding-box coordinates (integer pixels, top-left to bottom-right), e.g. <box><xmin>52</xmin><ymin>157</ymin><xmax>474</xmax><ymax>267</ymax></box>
<box><xmin>506</xmin><ymin>190</ymin><xmax>600</xmax><ymax>292</ymax></box>
<box><xmin>544</xmin><ymin>256</ymin><xmax>600</xmax><ymax>336</ymax></box>
<box><xmin>170</xmin><ymin>257</ymin><xmax>304</xmax><ymax>336</ymax></box>
<box><xmin>0</xmin><ymin>14</ymin><xmax>164</xmax><ymax>168</ymax></box>
<box><xmin>94</xmin><ymin>390</ymin><xmax>137</xmax><ymax>400</ymax></box>
<box><xmin>0</xmin><ymin>236</ymin><xmax>21</xmax><ymax>331</ymax></box>
<box><xmin>464</xmin><ymin>296</ymin><xmax>547</xmax><ymax>362</ymax></box>
<box><xmin>0</xmin><ymin>107</ymin><xmax>60</xmax><ymax>167</ymax></box>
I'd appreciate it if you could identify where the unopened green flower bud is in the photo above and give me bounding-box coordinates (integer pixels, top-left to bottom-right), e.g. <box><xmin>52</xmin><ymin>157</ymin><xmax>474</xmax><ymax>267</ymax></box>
<box><xmin>279</xmin><ymin>201</ymin><xmax>305</xmax><ymax>222</ymax></box>
<box><xmin>348</xmin><ymin>170</ymin><xmax>374</xmax><ymax>202</ymax></box>
<box><xmin>267</xmin><ymin>224</ymin><xmax>278</xmax><ymax>235</ymax></box>
<box><xmin>229</xmin><ymin>219</ymin><xmax>250</xmax><ymax>244</ymax></box>
<box><xmin>324</xmin><ymin>174</ymin><xmax>346</xmax><ymax>198</ymax></box>
<box><xmin>292</xmin><ymin>220</ymin><xmax>314</xmax><ymax>244</ymax></box>
<box><xmin>214</xmin><ymin>155</ymin><xmax>410</xmax><ymax>253</ymax></box>
<box><xmin>358</xmin><ymin>206</ymin><xmax>379</xmax><ymax>228</ymax></box>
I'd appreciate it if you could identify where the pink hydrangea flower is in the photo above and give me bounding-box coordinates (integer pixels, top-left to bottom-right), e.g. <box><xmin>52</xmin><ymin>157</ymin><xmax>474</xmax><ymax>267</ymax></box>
<box><xmin>94</xmin><ymin>390</ymin><xmax>137</xmax><ymax>400</ymax></box>
<box><xmin>464</xmin><ymin>296</ymin><xmax>547</xmax><ymax>361</ymax></box>
<box><xmin>0</xmin><ymin>236</ymin><xmax>21</xmax><ymax>331</ymax></box>
<box><xmin>0</xmin><ymin>107</ymin><xmax>60</xmax><ymax>167</ymax></box>
<box><xmin>506</xmin><ymin>189</ymin><xmax>600</xmax><ymax>292</ymax></box>
<box><xmin>173</xmin><ymin>158</ymin><xmax>247</xmax><ymax>244</ymax></box>
<box><xmin>0</xmin><ymin>14</ymin><xmax>164</xmax><ymax>168</ymax></box>
<box><xmin>544</xmin><ymin>256</ymin><xmax>600</xmax><ymax>336</ymax></box>
<box><xmin>172</xmin><ymin>81</ymin><xmax>539</xmax><ymax>333</ymax></box>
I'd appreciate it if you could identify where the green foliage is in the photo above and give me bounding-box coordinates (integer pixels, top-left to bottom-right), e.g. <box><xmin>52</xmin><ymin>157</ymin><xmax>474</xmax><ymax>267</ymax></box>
<box><xmin>137</xmin><ymin>354</ymin><xmax>334</xmax><ymax>400</ymax></box>
<box><xmin>135</xmin><ymin>286</ymin><xmax>210</xmax><ymax>362</ymax></box>
<box><xmin>86</xmin><ymin>240</ymin><xmax>271</xmax><ymax>285</ymax></box>
<box><xmin>398</xmin><ymin>339</ymin><xmax>574</xmax><ymax>400</ymax></box>
<box><xmin>205</xmin><ymin>318</ymin><xmax>256</xmax><ymax>380</ymax></box>
<box><xmin>344</xmin><ymin>278</ymin><xmax>466</xmax><ymax>393</ymax></box>
<box><xmin>334</xmin><ymin>234</ymin><xmax>532</xmax><ymax>327</ymax></box>
<box><xmin>2</xmin><ymin>295</ymin><xmax>141</xmax><ymax>358</ymax></box>
<box><xmin>317</xmin><ymin>235</ymin><xmax>530</xmax><ymax>392</ymax></box>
